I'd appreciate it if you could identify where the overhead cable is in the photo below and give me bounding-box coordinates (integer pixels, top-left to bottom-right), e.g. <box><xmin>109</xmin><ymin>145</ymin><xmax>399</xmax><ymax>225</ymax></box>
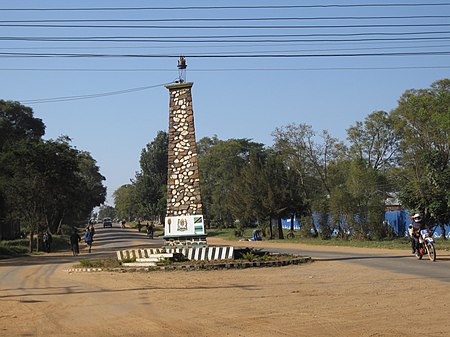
<box><xmin>1</xmin><ymin>65</ymin><xmax>450</xmax><ymax>73</ymax></box>
<box><xmin>2</xmin><ymin>36</ymin><xmax>450</xmax><ymax>44</ymax></box>
<box><xmin>2</xmin><ymin>15</ymin><xmax>450</xmax><ymax>23</ymax></box>
<box><xmin>3</xmin><ymin>31</ymin><xmax>450</xmax><ymax>40</ymax></box>
<box><xmin>2</xmin><ymin>23</ymin><xmax>450</xmax><ymax>29</ymax></box>
<box><xmin>2</xmin><ymin>50</ymin><xmax>450</xmax><ymax>58</ymax></box>
<box><xmin>2</xmin><ymin>3</ymin><xmax>450</xmax><ymax>11</ymax></box>
<box><xmin>20</xmin><ymin>83</ymin><xmax>170</xmax><ymax>104</ymax></box>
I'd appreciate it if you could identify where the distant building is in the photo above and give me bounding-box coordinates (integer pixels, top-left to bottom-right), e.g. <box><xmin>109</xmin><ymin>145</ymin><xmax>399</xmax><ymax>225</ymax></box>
<box><xmin>385</xmin><ymin>192</ymin><xmax>402</xmax><ymax>211</ymax></box>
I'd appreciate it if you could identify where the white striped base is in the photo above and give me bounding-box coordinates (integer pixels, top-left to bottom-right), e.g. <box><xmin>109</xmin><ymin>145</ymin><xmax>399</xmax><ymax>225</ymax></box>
<box><xmin>116</xmin><ymin>246</ymin><xmax>234</xmax><ymax>262</ymax></box>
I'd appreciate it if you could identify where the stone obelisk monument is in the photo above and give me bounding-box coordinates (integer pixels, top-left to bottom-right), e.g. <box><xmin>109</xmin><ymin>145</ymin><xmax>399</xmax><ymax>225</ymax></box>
<box><xmin>163</xmin><ymin>57</ymin><xmax>207</xmax><ymax>247</ymax></box>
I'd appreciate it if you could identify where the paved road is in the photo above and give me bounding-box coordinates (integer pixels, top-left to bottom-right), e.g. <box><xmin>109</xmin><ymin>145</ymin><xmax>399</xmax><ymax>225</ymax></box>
<box><xmin>263</xmin><ymin>245</ymin><xmax>450</xmax><ymax>283</ymax></box>
<box><xmin>2</xmin><ymin>224</ymin><xmax>449</xmax><ymax>279</ymax></box>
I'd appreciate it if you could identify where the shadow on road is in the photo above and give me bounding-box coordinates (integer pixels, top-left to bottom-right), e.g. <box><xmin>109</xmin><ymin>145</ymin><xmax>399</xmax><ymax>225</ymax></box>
<box><xmin>0</xmin><ymin>283</ymin><xmax>260</xmax><ymax>302</ymax></box>
<box><xmin>314</xmin><ymin>254</ymin><xmax>412</xmax><ymax>262</ymax></box>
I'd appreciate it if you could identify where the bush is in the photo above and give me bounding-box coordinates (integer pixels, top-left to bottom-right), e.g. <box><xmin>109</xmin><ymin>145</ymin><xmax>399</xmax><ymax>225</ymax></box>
<box><xmin>0</xmin><ymin>245</ymin><xmax>28</xmax><ymax>257</ymax></box>
<box><xmin>77</xmin><ymin>258</ymin><xmax>121</xmax><ymax>268</ymax></box>
<box><xmin>0</xmin><ymin>238</ymin><xmax>28</xmax><ymax>248</ymax></box>
<box><xmin>0</xmin><ymin>238</ymin><xmax>29</xmax><ymax>258</ymax></box>
<box><xmin>234</xmin><ymin>247</ymin><xmax>270</xmax><ymax>261</ymax></box>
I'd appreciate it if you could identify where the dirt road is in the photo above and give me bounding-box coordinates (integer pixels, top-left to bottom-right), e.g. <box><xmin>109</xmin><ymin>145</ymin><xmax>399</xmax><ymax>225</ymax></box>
<box><xmin>1</xmin><ymin>228</ymin><xmax>449</xmax><ymax>337</ymax></box>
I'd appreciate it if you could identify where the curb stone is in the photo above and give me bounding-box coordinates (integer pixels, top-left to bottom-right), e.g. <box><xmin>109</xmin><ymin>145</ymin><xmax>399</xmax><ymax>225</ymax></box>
<box><xmin>65</xmin><ymin>256</ymin><xmax>312</xmax><ymax>273</ymax></box>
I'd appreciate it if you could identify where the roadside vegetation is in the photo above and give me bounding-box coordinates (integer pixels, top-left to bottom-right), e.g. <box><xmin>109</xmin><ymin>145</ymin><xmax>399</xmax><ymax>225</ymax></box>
<box><xmin>207</xmin><ymin>228</ymin><xmax>450</xmax><ymax>252</ymax></box>
<box><xmin>0</xmin><ymin>234</ymin><xmax>75</xmax><ymax>258</ymax></box>
<box><xmin>0</xmin><ymin>100</ymin><xmax>106</xmax><ymax>252</ymax></box>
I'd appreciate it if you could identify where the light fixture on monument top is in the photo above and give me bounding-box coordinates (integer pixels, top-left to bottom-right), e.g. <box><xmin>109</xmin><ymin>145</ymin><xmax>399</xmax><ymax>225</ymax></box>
<box><xmin>177</xmin><ymin>55</ymin><xmax>187</xmax><ymax>83</ymax></box>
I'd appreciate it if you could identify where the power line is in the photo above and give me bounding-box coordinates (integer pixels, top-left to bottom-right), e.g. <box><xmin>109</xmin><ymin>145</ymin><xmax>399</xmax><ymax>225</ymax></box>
<box><xmin>2</xmin><ymin>43</ymin><xmax>449</xmax><ymax>53</ymax></box>
<box><xmin>3</xmin><ymin>30</ymin><xmax>450</xmax><ymax>40</ymax></box>
<box><xmin>2</xmin><ymin>65</ymin><xmax>450</xmax><ymax>73</ymax></box>
<box><xmin>3</xmin><ymin>43</ymin><xmax>449</xmax><ymax>54</ymax></box>
<box><xmin>2</xmin><ymin>3</ymin><xmax>450</xmax><ymax>11</ymax></box>
<box><xmin>2</xmin><ymin>36</ymin><xmax>450</xmax><ymax>45</ymax></box>
<box><xmin>2</xmin><ymin>23</ymin><xmax>450</xmax><ymax>29</ymax></box>
<box><xmin>2</xmin><ymin>15</ymin><xmax>450</xmax><ymax>23</ymax></box>
<box><xmin>20</xmin><ymin>83</ymin><xmax>169</xmax><ymax>104</ymax></box>
<box><xmin>2</xmin><ymin>38</ymin><xmax>448</xmax><ymax>52</ymax></box>
<box><xmin>2</xmin><ymin>50</ymin><xmax>450</xmax><ymax>58</ymax></box>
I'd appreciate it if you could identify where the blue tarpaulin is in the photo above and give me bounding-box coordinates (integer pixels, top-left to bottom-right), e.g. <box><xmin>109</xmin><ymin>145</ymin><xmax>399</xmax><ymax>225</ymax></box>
<box><xmin>282</xmin><ymin>210</ymin><xmax>450</xmax><ymax>238</ymax></box>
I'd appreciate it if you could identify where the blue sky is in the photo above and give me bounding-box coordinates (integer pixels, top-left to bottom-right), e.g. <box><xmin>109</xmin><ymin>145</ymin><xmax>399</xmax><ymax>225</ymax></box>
<box><xmin>1</xmin><ymin>0</ymin><xmax>450</xmax><ymax>205</ymax></box>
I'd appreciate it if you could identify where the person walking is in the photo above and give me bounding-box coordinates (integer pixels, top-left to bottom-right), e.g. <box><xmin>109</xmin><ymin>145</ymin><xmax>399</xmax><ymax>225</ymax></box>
<box><xmin>42</xmin><ymin>230</ymin><xmax>53</xmax><ymax>253</ymax></box>
<box><xmin>69</xmin><ymin>230</ymin><xmax>81</xmax><ymax>256</ymax></box>
<box><xmin>89</xmin><ymin>224</ymin><xmax>95</xmax><ymax>238</ymax></box>
<box><xmin>84</xmin><ymin>227</ymin><xmax>94</xmax><ymax>253</ymax></box>
<box><xmin>146</xmin><ymin>223</ymin><xmax>154</xmax><ymax>239</ymax></box>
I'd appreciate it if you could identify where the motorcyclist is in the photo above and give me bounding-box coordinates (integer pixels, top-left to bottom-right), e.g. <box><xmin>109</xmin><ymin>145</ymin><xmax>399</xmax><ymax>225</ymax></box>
<box><xmin>409</xmin><ymin>213</ymin><xmax>426</xmax><ymax>256</ymax></box>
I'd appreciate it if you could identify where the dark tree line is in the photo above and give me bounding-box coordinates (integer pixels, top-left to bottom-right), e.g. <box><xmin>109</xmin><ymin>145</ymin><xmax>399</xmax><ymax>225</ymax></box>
<box><xmin>115</xmin><ymin>80</ymin><xmax>449</xmax><ymax>240</ymax></box>
<box><xmin>0</xmin><ymin>100</ymin><xmax>106</xmax><ymax>250</ymax></box>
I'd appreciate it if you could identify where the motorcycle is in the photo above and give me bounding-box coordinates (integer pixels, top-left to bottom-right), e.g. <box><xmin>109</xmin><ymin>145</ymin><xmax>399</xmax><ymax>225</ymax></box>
<box><xmin>416</xmin><ymin>229</ymin><xmax>437</xmax><ymax>262</ymax></box>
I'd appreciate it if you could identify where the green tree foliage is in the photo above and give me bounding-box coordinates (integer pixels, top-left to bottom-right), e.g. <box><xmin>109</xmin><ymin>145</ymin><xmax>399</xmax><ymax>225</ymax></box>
<box><xmin>198</xmin><ymin>137</ymin><xmax>265</xmax><ymax>227</ymax></box>
<box><xmin>1</xmin><ymin>138</ymin><xmax>106</xmax><ymax>250</ymax></box>
<box><xmin>392</xmin><ymin>79</ymin><xmax>450</xmax><ymax>237</ymax></box>
<box><xmin>76</xmin><ymin>150</ymin><xmax>107</xmax><ymax>221</ymax></box>
<box><xmin>272</xmin><ymin>123</ymin><xmax>346</xmax><ymax>238</ymax></box>
<box><xmin>0</xmin><ymin>100</ymin><xmax>46</xmax><ymax>240</ymax></box>
<box><xmin>0</xmin><ymin>100</ymin><xmax>45</xmax><ymax>151</ymax></box>
<box><xmin>0</xmin><ymin>100</ymin><xmax>106</xmax><ymax>247</ymax></box>
<box><xmin>344</xmin><ymin>111</ymin><xmax>398</xmax><ymax>239</ymax></box>
<box><xmin>134</xmin><ymin>131</ymin><xmax>168</xmax><ymax>222</ymax></box>
<box><xmin>98</xmin><ymin>205</ymin><xmax>117</xmax><ymax>220</ymax></box>
<box><xmin>113</xmin><ymin>184</ymin><xmax>139</xmax><ymax>220</ymax></box>
<box><xmin>345</xmin><ymin>160</ymin><xmax>386</xmax><ymax>239</ymax></box>
<box><xmin>347</xmin><ymin>110</ymin><xmax>399</xmax><ymax>171</ymax></box>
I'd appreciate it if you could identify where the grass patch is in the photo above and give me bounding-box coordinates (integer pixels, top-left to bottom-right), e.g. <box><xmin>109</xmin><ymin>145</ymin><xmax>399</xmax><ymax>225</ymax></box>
<box><xmin>0</xmin><ymin>234</ymin><xmax>83</xmax><ymax>259</ymax></box>
<box><xmin>206</xmin><ymin>228</ymin><xmax>450</xmax><ymax>251</ymax></box>
<box><xmin>75</xmin><ymin>258</ymin><xmax>121</xmax><ymax>269</ymax></box>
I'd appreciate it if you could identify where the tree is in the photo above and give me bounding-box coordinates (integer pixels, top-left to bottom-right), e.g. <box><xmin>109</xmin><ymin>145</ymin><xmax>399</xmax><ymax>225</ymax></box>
<box><xmin>392</xmin><ymin>79</ymin><xmax>450</xmax><ymax>238</ymax></box>
<box><xmin>75</xmin><ymin>150</ymin><xmax>107</xmax><ymax>221</ymax></box>
<box><xmin>272</xmin><ymin>123</ymin><xmax>346</xmax><ymax>238</ymax></box>
<box><xmin>0</xmin><ymin>100</ymin><xmax>106</xmax><ymax>244</ymax></box>
<box><xmin>198</xmin><ymin>137</ymin><xmax>265</xmax><ymax>227</ymax></box>
<box><xmin>346</xmin><ymin>160</ymin><xmax>387</xmax><ymax>239</ymax></box>
<box><xmin>98</xmin><ymin>205</ymin><xmax>117</xmax><ymax>220</ymax></box>
<box><xmin>134</xmin><ymin>131</ymin><xmax>168</xmax><ymax>222</ymax></box>
<box><xmin>228</xmin><ymin>153</ymin><xmax>263</xmax><ymax>235</ymax></box>
<box><xmin>0</xmin><ymin>100</ymin><xmax>45</xmax><ymax>151</ymax></box>
<box><xmin>259</xmin><ymin>151</ymin><xmax>291</xmax><ymax>239</ymax></box>
<box><xmin>0</xmin><ymin>100</ymin><xmax>45</xmax><ymax>239</ymax></box>
<box><xmin>347</xmin><ymin>110</ymin><xmax>399</xmax><ymax>172</ymax></box>
<box><xmin>1</xmin><ymin>138</ymin><xmax>106</xmax><ymax>251</ymax></box>
<box><xmin>113</xmin><ymin>184</ymin><xmax>139</xmax><ymax>220</ymax></box>
<box><xmin>345</xmin><ymin>111</ymin><xmax>399</xmax><ymax>239</ymax></box>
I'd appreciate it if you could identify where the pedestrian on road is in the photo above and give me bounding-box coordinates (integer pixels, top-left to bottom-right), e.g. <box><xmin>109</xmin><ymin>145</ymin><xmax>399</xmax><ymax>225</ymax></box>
<box><xmin>84</xmin><ymin>228</ymin><xmax>94</xmax><ymax>253</ymax></box>
<box><xmin>89</xmin><ymin>224</ymin><xmax>95</xmax><ymax>238</ymax></box>
<box><xmin>70</xmin><ymin>230</ymin><xmax>81</xmax><ymax>256</ymax></box>
<box><xmin>146</xmin><ymin>223</ymin><xmax>154</xmax><ymax>239</ymax></box>
<box><xmin>43</xmin><ymin>230</ymin><xmax>53</xmax><ymax>253</ymax></box>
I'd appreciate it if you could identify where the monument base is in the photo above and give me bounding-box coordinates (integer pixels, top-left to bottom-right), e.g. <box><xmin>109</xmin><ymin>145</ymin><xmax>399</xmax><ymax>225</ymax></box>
<box><xmin>162</xmin><ymin>234</ymin><xmax>208</xmax><ymax>248</ymax></box>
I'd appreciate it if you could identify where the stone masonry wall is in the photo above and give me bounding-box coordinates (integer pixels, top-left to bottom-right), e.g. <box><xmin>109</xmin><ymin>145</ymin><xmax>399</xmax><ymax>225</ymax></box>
<box><xmin>166</xmin><ymin>82</ymin><xmax>203</xmax><ymax>217</ymax></box>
